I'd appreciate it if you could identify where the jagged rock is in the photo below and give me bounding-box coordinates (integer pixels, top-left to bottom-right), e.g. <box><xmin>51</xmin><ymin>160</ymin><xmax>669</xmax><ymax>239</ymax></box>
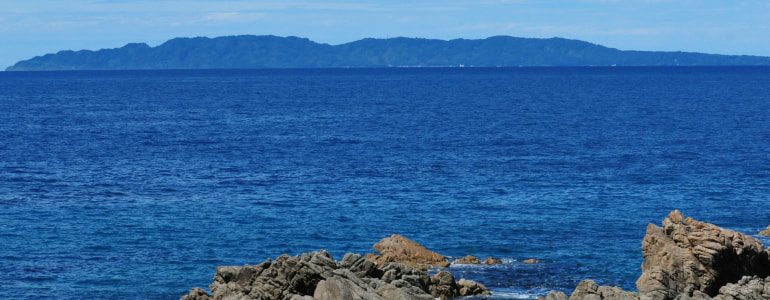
<box><xmin>372</xmin><ymin>234</ymin><xmax>450</xmax><ymax>270</ymax></box>
<box><xmin>313</xmin><ymin>269</ymin><xmax>379</xmax><ymax>300</ymax></box>
<box><xmin>483</xmin><ymin>257</ymin><xmax>503</xmax><ymax>265</ymax></box>
<box><xmin>636</xmin><ymin>210</ymin><xmax>770</xmax><ymax>300</ymax></box>
<box><xmin>340</xmin><ymin>253</ymin><xmax>383</xmax><ymax>279</ymax></box>
<box><xmin>205</xmin><ymin>251</ymin><xmax>339</xmax><ymax>300</ymax></box>
<box><xmin>541</xmin><ymin>211</ymin><xmax>770</xmax><ymax>300</ymax></box>
<box><xmin>759</xmin><ymin>225</ymin><xmax>770</xmax><ymax>237</ymax></box>
<box><xmin>674</xmin><ymin>276</ymin><xmax>770</xmax><ymax>300</ymax></box>
<box><xmin>454</xmin><ymin>255</ymin><xmax>481</xmax><ymax>264</ymax></box>
<box><xmin>182</xmin><ymin>247</ymin><xmax>489</xmax><ymax>300</ymax></box>
<box><xmin>457</xmin><ymin>278</ymin><xmax>491</xmax><ymax>297</ymax></box>
<box><xmin>430</xmin><ymin>271</ymin><xmax>460</xmax><ymax>299</ymax></box>
<box><xmin>180</xmin><ymin>287</ymin><xmax>212</xmax><ymax>300</ymax></box>
<box><xmin>565</xmin><ymin>279</ymin><xmax>639</xmax><ymax>300</ymax></box>
<box><xmin>427</xmin><ymin>271</ymin><xmax>490</xmax><ymax>299</ymax></box>
<box><xmin>538</xmin><ymin>290</ymin><xmax>569</xmax><ymax>300</ymax></box>
<box><xmin>713</xmin><ymin>276</ymin><xmax>770</xmax><ymax>300</ymax></box>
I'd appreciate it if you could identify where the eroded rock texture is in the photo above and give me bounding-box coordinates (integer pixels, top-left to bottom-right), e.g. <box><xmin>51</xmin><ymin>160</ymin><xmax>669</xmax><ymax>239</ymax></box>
<box><xmin>367</xmin><ymin>234</ymin><xmax>451</xmax><ymax>270</ymax></box>
<box><xmin>180</xmin><ymin>250</ymin><xmax>488</xmax><ymax>300</ymax></box>
<box><xmin>636</xmin><ymin>210</ymin><xmax>770</xmax><ymax>299</ymax></box>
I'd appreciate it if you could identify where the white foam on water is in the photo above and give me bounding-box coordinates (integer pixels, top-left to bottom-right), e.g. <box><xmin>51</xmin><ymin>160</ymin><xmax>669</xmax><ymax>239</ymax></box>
<box><xmin>483</xmin><ymin>290</ymin><xmax>544</xmax><ymax>299</ymax></box>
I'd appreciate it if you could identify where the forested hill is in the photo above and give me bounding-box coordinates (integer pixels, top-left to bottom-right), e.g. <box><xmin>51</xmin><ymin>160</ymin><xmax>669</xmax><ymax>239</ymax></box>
<box><xmin>7</xmin><ymin>35</ymin><xmax>770</xmax><ymax>70</ymax></box>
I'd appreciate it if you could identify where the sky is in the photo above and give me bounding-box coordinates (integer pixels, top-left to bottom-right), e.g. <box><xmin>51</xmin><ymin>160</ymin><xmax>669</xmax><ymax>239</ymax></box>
<box><xmin>2</xmin><ymin>0</ymin><xmax>770</xmax><ymax>69</ymax></box>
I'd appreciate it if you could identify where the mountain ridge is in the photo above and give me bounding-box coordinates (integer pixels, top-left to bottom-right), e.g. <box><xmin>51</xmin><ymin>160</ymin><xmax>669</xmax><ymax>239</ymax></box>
<box><xmin>7</xmin><ymin>35</ymin><xmax>770</xmax><ymax>71</ymax></box>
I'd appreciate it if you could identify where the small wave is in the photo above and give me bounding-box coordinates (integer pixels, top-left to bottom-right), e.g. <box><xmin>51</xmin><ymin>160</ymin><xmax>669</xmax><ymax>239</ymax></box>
<box><xmin>446</xmin><ymin>257</ymin><xmax>534</xmax><ymax>266</ymax></box>
<box><xmin>481</xmin><ymin>290</ymin><xmax>544</xmax><ymax>299</ymax></box>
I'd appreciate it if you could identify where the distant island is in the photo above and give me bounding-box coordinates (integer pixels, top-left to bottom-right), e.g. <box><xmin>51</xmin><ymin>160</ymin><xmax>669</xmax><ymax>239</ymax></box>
<box><xmin>7</xmin><ymin>35</ymin><xmax>770</xmax><ymax>71</ymax></box>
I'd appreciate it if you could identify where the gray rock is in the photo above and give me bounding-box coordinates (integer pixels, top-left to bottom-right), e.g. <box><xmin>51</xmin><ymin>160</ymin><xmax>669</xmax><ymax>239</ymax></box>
<box><xmin>182</xmin><ymin>248</ymin><xmax>488</xmax><ymax>300</ymax></box>
<box><xmin>180</xmin><ymin>287</ymin><xmax>212</xmax><ymax>300</ymax></box>
<box><xmin>457</xmin><ymin>278</ymin><xmax>491</xmax><ymax>297</ymax></box>
<box><xmin>567</xmin><ymin>280</ymin><xmax>638</xmax><ymax>300</ymax></box>
<box><xmin>713</xmin><ymin>276</ymin><xmax>770</xmax><ymax>300</ymax></box>
<box><xmin>538</xmin><ymin>290</ymin><xmax>569</xmax><ymax>300</ymax></box>
<box><xmin>314</xmin><ymin>276</ymin><xmax>379</xmax><ymax>300</ymax></box>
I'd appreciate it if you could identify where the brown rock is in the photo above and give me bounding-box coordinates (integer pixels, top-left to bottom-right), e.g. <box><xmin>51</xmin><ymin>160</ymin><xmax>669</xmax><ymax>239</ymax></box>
<box><xmin>635</xmin><ymin>210</ymin><xmax>770</xmax><ymax>300</ymax></box>
<box><xmin>523</xmin><ymin>258</ymin><xmax>540</xmax><ymax>264</ymax></box>
<box><xmin>483</xmin><ymin>257</ymin><xmax>503</xmax><ymax>265</ymax></box>
<box><xmin>429</xmin><ymin>271</ymin><xmax>459</xmax><ymax>299</ymax></box>
<box><xmin>372</xmin><ymin>234</ymin><xmax>450</xmax><ymax>270</ymax></box>
<box><xmin>457</xmin><ymin>278</ymin><xmax>490</xmax><ymax>297</ymax></box>
<box><xmin>759</xmin><ymin>225</ymin><xmax>770</xmax><ymax>237</ymax></box>
<box><xmin>364</xmin><ymin>253</ymin><xmax>380</xmax><ymax>262</ymax></box>
<box><xmin>453</xmin><ymin>255</ymin><xmax>481</xmax><ymax>264</ymax></box>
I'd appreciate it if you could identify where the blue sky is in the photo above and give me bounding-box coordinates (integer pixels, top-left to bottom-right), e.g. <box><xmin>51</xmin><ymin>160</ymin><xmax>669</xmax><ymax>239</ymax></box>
<box><xmin>2</xmin><ymin>0</ymin><xmax>770</xmax><ymax>68</ymax></box>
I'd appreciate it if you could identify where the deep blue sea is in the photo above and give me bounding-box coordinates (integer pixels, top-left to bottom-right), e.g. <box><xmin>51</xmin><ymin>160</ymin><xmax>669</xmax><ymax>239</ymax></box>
<box><xmin>1</xmin><ymin>67</ymin><xmax>769</xmax><ymax>299</ymax></box>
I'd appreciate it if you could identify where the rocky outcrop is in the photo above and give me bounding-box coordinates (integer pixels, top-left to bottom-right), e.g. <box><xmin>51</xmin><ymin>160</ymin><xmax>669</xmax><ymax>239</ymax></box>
<box><xmin>569</xmin><ymin>280</ymin><xmax>640</xmax><ymax>300</ymax></box>
<box><xmin>453</xmin><ymin>255</ymin><xmax>481</xmax><ymax>264</ymax></box>
<box><xmin>368</xmin><ymin>234</ymin><xmax>450</xmax><ymax>270</ymax></box>
<box><xmin>537</xmin><ymin>280</ymin><xmax>638</xmax><ymax>300</ymax></box>
<box><xmin>759</xmin><ymin>225</ymin><xmax>770</xmax><ymax>237</ymax></box>
<box><xmin>636</xmin><ymin>210</ymin><xmax>770</xmax><ymax>299</ymax></box>
<box><xmin>710</xmin><ymin>276</ymin><xmax>770</xmax><ymax>300</ymax></box>
<box><xmin>540</xmin><ymin>276</ymin><xmax>770</xmax><ymax>300</ymax></box>
<box><xmin>180</xmin><ymin>249</ymin><xmax>489</xmax><ymax>300</ymax></box>
<box><xmin>428</xmin><ymin>271</ymin><xmax>490</xmax><ymax>299</ymax></box>
<box><xmin>483</xmin><ymin>257</ymin><xmax>503</xmax><ymax>265</ymax></box>
<box><xmin>181</xmin><ymin>287</ymin><xmax>213</xmax><ymax>300</ymax></box>
<box><xmin>541</xmin><ymin>210</ymin><xmax>770</xmax><ymax>300</ymax></box>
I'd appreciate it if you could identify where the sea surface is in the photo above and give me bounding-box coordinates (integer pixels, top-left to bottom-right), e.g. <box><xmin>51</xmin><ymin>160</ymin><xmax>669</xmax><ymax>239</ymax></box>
<box><xmin>1</xmin><ymin>67</ymin><xmax>769</xmax><ymax>299</ymax></box>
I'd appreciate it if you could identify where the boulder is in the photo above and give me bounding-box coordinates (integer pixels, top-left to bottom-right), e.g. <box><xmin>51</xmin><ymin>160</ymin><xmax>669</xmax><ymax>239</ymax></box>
<box><xmin>457</xmin><ymin>278</ymin><xmax>491</xmax><ymax>297</ymax></box>
<box><xmin>712</xmin><ymin>276</ymin><xmax>770</xmax><ymax>300</ymax></box>
<box><xmin>567</xmin><ymin>280</ymin><xmax>639</xmax><ymax>300</ymax></box>
<box><xmin>430</xmin><ymin>271</ymin><xmax>460</xmax><ymax>299</ymax></box>
<box><xmin>180</xmin><ymin>287</ymin><xmax>212</xmax><ymax>300</ymax></box>
<box><xmin>636</xmin><ymin>210</ymin><xmax>770</xmax><ymax>299</ymax></box>
<box><xmin>523</xmin><ymin>258</ymin><xmax>540</xmax><ymax>264</ymax></box>
<box><xmin>371</xmin><ymin>234</ymin><xmax>451</xmax><ymax>270</ymax></box>
<box><xmin>759</xmin><ymin>225</ymin><xmax>770</xmax><ymax>237</ymax></box>
<box><xmin>454</xmin><ymin>255</ymin><xmax>481</xmax><ymax>264</ymax></box>
<box><xmin>483</xmin><ymin>257</ymin><xmax>503</xmax><ymax>265</ymax></box>
<box><xmin>539</xmin><ymin>290</ymin><xmax>569</xmax><ymax>300</ymax></box>
<box><xmin>313</xmin><ymin>269</ymin><xmax>380</xmax><ymax>300</ymax></box>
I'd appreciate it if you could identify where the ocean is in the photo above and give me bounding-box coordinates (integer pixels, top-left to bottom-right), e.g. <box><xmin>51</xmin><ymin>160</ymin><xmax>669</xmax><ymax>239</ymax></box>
<box><xmin>1</xmin><ymin>67</ymin><xmax>769</xmax><ymax>299</ymax></box>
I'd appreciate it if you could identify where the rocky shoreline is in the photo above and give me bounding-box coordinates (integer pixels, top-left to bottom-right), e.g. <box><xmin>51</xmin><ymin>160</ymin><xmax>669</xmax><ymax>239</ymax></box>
<box><xmin>181</xmin><ymin>210</ymin><xmax>770</xmax><ymax>300</ymax></box>
<box><xmin>180</xmin><ymin>234</ymin><xmax>492</xmax><ymax>300</ymax></box>
<box><xmin>542</xmin><ymin>210</ymin><xmax>770</xmax><ymax>300</ymax></box>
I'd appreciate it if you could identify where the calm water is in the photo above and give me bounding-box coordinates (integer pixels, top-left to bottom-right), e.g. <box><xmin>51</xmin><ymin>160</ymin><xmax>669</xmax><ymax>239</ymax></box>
<box><xmin>1</xmin><ymin>67</ymin><xmax>769</xmax><ymax>299</ymax></box>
